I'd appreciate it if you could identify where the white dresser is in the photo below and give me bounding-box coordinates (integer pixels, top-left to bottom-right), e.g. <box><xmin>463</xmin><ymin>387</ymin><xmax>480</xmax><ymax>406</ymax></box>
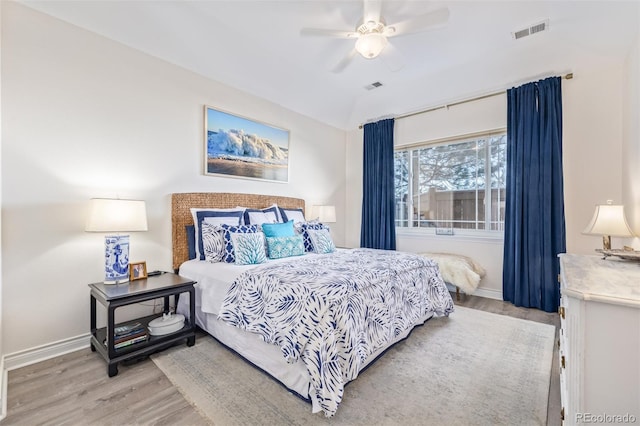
<box><xmin>558</xmin><ymin>254</ymin><xmax>640</xmax><ymax>425</ymax></box>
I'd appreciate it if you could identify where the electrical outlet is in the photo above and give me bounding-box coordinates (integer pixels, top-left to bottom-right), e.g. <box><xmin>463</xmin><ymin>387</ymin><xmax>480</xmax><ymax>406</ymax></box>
<box><xmin>435</xmin><ymin>227</ymin><xmax>454</xmax><ymax>235</ymax></box>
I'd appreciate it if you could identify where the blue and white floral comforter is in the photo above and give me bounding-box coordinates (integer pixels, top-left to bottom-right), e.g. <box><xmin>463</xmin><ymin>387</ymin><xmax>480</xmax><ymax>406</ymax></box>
<box><xmin>218</xmin><ymin>248</ymin><xmax>454</xmax><ymax>417</ymax></box>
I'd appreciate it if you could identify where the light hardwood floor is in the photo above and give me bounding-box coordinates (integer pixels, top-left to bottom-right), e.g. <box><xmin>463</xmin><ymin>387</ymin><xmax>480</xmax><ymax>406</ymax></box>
<box><xmin>3</xmin><ymin>293</ymin><xmax>560</xmax><ymax>425</ymax></box>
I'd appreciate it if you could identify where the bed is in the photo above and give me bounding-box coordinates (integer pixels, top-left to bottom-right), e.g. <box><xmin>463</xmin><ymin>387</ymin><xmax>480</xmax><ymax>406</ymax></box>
<box><xmin>171</xmin><ymin>192</ymin><xmax>454</xmax><ymax>417</ymax></box>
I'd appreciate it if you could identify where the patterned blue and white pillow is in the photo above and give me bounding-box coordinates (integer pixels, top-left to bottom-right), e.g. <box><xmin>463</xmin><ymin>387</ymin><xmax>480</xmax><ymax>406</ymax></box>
<box><xmin>190</xmin><ymin>208</ymin><xmax>244</xmax><ymax>260</ymax></box>
<box><xmin>299</xmin><ymin>222</ymin><xmax>328</xmax><ymax>252</ymax></box>
<box><xmin>266</xmin><ymin>235</ymin><xmax>305</xmax><ymax>259</ymax></box>
<box><xmin>307</xmin><ymin>228</ymin><xmax>336</xmax><ymax>254</ymax></box>
<box><xmin>230</xmin><ymin>232</ymin><xmax>267</xmax><ymax>265</ymax></box>
<box><xmin>201</xmin><ymin>222</ymin><xmax>225</xmax><ymax>263</ymax></box>
<box><xmin>220</xmin><ymin>224</ymin><xmax>260</xmax><ymax>263</ymax></box>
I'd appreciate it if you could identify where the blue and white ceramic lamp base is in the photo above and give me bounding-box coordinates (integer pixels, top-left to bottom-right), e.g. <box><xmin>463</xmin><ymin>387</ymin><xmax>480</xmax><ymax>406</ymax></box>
<box><xmin>104</xmin><ymin>235</ymin><xmax>130</xmax><ymax>284</ymax></box>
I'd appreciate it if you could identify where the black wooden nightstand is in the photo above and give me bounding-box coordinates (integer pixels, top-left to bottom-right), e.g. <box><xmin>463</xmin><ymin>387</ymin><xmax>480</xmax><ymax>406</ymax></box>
<box><xmin>89</xmin><ymin>272</ymin><xmax>196</xmax><ymax>377</ymax></box>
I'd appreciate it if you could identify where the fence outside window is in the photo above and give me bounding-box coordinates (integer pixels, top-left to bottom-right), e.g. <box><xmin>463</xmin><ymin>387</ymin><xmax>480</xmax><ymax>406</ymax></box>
<box><xmin>394</xmin><ymin>131</ymin><xmax>507</xmax><ymax>231</ymax></box>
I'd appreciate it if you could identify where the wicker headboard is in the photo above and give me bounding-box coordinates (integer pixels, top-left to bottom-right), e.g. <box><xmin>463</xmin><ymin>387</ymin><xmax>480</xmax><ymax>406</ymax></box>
<box><xmin>171</xmin><ymin>192</ymin><xmax>305</xmax><ymax>271</ymax></box>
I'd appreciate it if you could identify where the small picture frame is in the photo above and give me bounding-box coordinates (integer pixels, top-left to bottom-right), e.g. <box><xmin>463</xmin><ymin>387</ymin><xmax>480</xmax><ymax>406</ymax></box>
<box><xmin>129</xmin><ymin>261</ymin><xmax>148</xmax><ymax>281</ymax></box>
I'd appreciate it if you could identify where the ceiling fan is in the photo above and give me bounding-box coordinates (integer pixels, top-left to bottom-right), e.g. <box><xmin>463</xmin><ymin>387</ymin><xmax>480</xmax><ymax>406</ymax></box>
<box><xmin>300</xmin><ymin>0</ymin><xmax>450</xmax><ymax>72</ymax></box>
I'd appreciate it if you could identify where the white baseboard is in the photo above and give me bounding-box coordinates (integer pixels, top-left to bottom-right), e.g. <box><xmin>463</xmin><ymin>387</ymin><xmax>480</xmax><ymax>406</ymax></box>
<box><xmin>447</xmin><ymin>283</ymin><xmax>503</xmax><ymax>301</ymax></box>
<box><xmin>472</xmin><ymin>287</ymin><xmax>503</xmax><ymax>300</ymax></box>
<box><xmin>3</xmin><ymin>333</ymin><xmax>90</xmax><ymax>372</ymax></box>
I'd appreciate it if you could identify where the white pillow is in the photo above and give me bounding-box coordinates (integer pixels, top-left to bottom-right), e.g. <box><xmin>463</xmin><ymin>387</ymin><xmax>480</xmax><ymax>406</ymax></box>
<box><xmin>246</xmin><ymin>210</ymin><xmax>279</xmax><ymax>225</ymax></box>
<box><xmin>267</xmin><ymin>203</ymin><xmax>284</xmax><ymax>222</ymax></box>
<box><xmin>280</xmin><ymin>208</ymin><xmax>306</xmax><ymax>224</ymax></box>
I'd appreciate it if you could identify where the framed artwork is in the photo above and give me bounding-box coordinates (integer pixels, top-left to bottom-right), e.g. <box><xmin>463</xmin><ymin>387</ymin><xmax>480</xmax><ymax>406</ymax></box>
<box><xmin>204</xmin><ymin>105</ymin><xmax>289</xmax><ymax>183</ymax></box>
<box><xmin>129</xmin><ymin>261</ymin><xmax>148</xmax><ymax>281</ymax></box>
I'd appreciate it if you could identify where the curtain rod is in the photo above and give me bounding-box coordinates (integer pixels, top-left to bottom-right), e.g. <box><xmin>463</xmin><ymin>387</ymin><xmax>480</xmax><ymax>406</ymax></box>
<box><xmin>358</xmin><ymin>73</ymin><xmax>574</xmax><ymax>129</ymax></box>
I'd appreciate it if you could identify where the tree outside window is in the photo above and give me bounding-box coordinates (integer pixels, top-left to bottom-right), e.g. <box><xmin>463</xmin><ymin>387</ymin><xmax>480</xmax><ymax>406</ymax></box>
<box><xmin>395</xmin><ymin>133</ymin><xmax>506</xmax><ymax>231</ymax></box>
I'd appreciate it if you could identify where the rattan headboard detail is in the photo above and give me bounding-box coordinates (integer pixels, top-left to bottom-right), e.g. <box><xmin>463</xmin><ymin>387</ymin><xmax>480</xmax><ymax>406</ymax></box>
<box><xmin>171</xmin><ymin>192</ymin><xmax>305</xmax><ymax>271</ymax></box>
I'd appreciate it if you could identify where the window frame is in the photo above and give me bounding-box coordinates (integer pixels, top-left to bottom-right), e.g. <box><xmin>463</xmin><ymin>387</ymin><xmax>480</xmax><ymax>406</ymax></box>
<box><xmin>394</xmin><ymin>128</ymin><xmax>507</xmax><ymax>239</ymax></box>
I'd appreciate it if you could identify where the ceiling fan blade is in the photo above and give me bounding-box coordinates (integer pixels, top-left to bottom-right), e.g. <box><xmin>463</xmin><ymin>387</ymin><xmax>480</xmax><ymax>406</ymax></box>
<box><xmin>332</xmin><ymin>48</ymin><xmax>358</xmax><ymax>73</ymax></box>
<box><xmin>363</xmin><ymin>0</ymin><xmax>382</xmax><ymax>24</ymax></box>
<box><xmin>380</xmin><ymin>42</ymin><xmax>405</xmax><ymax>72</ymax></box>
<box><xmin>387</xmin><ymin>7</ymin><xmax>450</xmax><ymax>36</ymax></box>
<box><xmin>300</xmin><ymin>28</ymin><xmax>357</xmax><ymax>38</ymax></box>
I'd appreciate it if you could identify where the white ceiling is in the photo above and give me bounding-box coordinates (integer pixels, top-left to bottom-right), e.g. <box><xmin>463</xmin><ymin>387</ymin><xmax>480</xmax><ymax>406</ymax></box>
<box><xmin>19</xmin><ymin>0</ymin><xmax>640</xmax><ymax>130</ymax></box>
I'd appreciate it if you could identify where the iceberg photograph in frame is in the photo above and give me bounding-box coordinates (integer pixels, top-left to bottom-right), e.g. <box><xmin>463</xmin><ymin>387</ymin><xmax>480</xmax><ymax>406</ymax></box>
<box><xmin>204</xmin><ymin>105</ymin><xmax>289</xmax><ymax>183</ymax></box>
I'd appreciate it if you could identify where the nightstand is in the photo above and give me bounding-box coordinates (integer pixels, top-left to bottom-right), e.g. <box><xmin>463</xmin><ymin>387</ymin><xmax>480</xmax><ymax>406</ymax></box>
<box><xmin>89</xmin><ymin>272</ymin><xmax>196</xmax><ymax>377</ymax></box>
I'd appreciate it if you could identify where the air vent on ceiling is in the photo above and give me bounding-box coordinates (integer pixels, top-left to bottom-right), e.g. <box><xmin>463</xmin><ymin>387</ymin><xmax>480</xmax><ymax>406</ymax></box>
<box><xmin>364</xmin><ymin>81</ymin><xmax>383</xmax><ymax>91</ymax></box>
<box><xmin>512</xmin><ymin>19</ymin><xmax>549</xmax><ymax>40</ymax></box>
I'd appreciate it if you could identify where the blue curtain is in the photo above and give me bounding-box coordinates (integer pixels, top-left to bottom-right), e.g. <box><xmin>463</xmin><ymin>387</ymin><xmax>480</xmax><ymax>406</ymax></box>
<box><xmin>360</xmin><ymin>118</ymin><xmax>396</xmax><ymax>250</ymax></box>
<box><xmin>503</xmin><ymin>77</ymin><xmax>566</xmax><ymax>313</ymax></box>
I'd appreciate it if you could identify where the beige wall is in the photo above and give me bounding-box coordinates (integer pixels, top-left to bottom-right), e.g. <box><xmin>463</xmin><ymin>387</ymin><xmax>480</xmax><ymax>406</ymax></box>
<box><xmin>563</xmin><ymin>67</ymin><xmax>625</xmax><ymax>252</ymax></box>
<box><xmin>1</xmin><ymin>3</ymin><xmax>346</xmax><ymax>355</ymax></box>
<box><xmin>622</xmin><ymin>22</ymin><xmax>640</xmax><ymax>246</ymax></box>
<box><xmin>0</xmin><ymin>0</ymin><xmax>4</xmax><ymax>412</ymax></box>
<box><xmin>346</xmin><ymin>65</ymin><xmax>629</xmax><ymax>299</ymax></box>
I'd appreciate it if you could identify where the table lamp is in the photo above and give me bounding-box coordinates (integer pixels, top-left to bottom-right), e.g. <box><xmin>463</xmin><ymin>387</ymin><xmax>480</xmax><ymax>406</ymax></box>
<box><xmin>86</xmin><ymin>198</ymin><xmax>148</xmax><ymax>284</ymax></box>
<box><xmin>582</xmin><ymin>200</ymin><xmax>634</xmax><ymax>250</ymax></box>
<box><xmin>314</xmin><ymin>205</ymin><xmax>336</xmax><ymax>224</ymax></box>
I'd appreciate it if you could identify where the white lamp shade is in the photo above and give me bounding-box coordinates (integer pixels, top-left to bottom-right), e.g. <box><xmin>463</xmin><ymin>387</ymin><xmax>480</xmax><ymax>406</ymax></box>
<box><xmin>582</xmin><ymin>204</ymin><xmax>634</xmax><ymax>237</ymax></box>
<box><xmin>313</xmin><ymin>205</ymin><xmax>336</xmax><ymax>223</ymax></box>
<box><xmin>86</xmin><ymin>198</ymin><xmax>148</xmax><ymax>232</ymax></box>
<box><xmin>355</xmin><ymin>33</ymin><xmax>388</xmax><ymax>59</ymax></box>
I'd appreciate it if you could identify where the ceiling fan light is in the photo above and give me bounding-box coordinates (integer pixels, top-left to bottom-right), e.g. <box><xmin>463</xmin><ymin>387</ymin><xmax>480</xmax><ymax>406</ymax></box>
<box><xmin>355</xmin><ymin>33</ymin><xmax>387</xmax><ymax>59</ymax></box>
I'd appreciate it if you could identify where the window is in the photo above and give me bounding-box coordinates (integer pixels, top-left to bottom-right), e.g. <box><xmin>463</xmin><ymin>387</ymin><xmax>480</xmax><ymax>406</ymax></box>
<box><xmin>394</xmin><ymin>131</ymin><xmax>506</xmax><ymax>232</ymax></box>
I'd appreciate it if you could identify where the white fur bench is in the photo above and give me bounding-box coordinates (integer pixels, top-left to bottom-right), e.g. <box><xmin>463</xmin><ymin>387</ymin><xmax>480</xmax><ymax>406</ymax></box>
<box><xmin>419</xmin><ymin>253</ymin><xmax>486</xmax><ymax>301</ymax></box>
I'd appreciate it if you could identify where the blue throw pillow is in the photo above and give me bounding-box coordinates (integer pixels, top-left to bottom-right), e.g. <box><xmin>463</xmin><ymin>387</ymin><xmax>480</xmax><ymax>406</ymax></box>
<box><xmin>266</xmin><ymin>235</ymin><xmax>305</xmax><ymax>259</ymax></box>
<box><xmin>262</xmin><ymin>220</ymin><xmax>295</xmax><ymax>238</ymax></box>
<box><xmin>186</xmin><ymin>225</ymin><xmax>196</xmax><ymax>260</ymax></box>
<box><xmin>220</xmin><ymin>224</ymin><xmax>260</xmax><ymax>263</ymax></box>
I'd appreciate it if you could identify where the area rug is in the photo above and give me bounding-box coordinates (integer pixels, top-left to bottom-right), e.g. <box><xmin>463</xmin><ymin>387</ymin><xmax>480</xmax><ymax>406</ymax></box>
<box><xmin>151</xmin><ymin>306</ymin><xmax>555</xmax><ymax>425</ymax></box>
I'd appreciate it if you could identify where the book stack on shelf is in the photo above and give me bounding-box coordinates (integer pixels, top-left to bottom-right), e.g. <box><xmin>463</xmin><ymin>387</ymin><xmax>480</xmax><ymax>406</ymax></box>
<box><xmin>111</xmin><ymin>322</ymin><xmax>148</xmax><ymax>350</ymax></box>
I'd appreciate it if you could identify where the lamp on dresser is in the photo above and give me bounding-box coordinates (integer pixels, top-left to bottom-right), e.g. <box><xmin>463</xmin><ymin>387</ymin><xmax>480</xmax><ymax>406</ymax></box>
<box><xmin>85</xmin><ymin>198</ymin><xmax>148</xmax><ymax>284</ymax></box>
<box><xmin>582</xmin><ymin>200</ymin><xmax>634</xmax><ymax>251</ymax></box>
